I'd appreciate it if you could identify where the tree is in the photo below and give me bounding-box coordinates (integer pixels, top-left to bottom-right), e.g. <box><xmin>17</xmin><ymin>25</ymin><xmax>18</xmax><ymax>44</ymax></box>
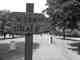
<box><xmin>0</xmin><ymin>10</ymin><xmax>11</xmax><ymax>38</ymax></box>
<box><xmin>43</xmin><ymin>0</ymin><xmax>80</xmax><ymax>36</ymax></box>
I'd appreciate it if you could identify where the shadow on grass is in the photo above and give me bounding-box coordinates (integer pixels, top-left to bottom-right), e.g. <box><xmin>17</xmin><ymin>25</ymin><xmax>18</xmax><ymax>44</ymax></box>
<box><xmin>68</xmin><ymin>42</ymin><xmax>80</xmax><ymax>55</ymax></box>
<box><xmin>0</xmin><ymin>57</ymin><xmax>4</xmax><ymax>60</ymax></box>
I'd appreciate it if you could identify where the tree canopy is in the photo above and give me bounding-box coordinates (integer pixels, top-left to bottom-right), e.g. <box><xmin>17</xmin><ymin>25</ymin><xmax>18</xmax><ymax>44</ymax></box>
<box><xmin>43</xmin><ymin>0</ymin><xmax>80</xmax><ymax>35</ymax></box>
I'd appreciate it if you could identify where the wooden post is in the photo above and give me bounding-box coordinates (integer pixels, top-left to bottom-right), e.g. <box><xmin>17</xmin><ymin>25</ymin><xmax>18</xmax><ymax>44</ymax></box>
<box><xmin>25</xmin><ymin>33</ymin><xmax>33</xmax><ymax>60</ymax></box>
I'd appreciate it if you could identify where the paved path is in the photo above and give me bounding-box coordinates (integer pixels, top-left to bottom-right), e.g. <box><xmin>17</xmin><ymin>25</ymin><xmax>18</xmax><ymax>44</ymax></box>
<box><xmin>33</xmin><ymin>35</ymin><xmax>80</xmax><ymax>60</ymax></box>
<box><xmin>0</xmin><ymin>37</ymin><xmax>25</xmax><ymax>44</ymax></box>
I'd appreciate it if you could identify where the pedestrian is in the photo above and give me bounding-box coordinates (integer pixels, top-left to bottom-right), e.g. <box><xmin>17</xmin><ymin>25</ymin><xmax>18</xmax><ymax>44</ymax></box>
<box><xmin>50</xmin><ymin>35</ymin><xmax>56</xmax><ymax>48</ymax></box>
<box><xmin>50</xmin><ymin>36</ymin><xmax>53</xmax><ymax>44</ymax></box>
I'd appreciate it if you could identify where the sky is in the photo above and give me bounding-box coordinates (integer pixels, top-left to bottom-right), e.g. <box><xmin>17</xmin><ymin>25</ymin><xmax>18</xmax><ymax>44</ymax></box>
<box><xmin>0</xmin><ymin>0</ymin><xmax>47</xmax><ymax>13</ymax></box>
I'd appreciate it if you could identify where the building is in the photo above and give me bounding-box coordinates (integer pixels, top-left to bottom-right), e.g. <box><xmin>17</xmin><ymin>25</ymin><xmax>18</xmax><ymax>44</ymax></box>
<box><xmin>4</xmin><ymin>3</ymin><xmax>49</xmax><ymax>34</ymax></box>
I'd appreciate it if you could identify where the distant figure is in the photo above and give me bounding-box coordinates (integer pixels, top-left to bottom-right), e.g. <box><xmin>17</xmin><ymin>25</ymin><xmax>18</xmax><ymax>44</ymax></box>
<box><xmin>8</xmin><ymin>41</ymin><xmax>16</xmax><ymax>52</ymax></box>
<box><xmin>49</xmin><ymin>35</ymin><xmax>56</xmax><ymax>47</ymax></box>
<box><xmin>50</xmin><ymin>36</ymin><xmax>53</xmax><ymax>44</ymax></box>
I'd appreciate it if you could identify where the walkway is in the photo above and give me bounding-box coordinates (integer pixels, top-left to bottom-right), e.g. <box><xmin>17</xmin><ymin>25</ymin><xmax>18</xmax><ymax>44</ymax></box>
<box><xmin>33</xmin><ymin>35</ymin><xmax>80</xmax><ymax>60</ymax></box>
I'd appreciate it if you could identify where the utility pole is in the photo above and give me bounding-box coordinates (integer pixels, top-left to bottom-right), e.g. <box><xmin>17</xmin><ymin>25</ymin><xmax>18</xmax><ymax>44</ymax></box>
<box><xmin>25</xmin><ymin>32</ymin><xmax>33</xmax><ymax>60</ymax></box>
<box><xmin>25</xmin><ymin>3</ymin><xmax>34</xmax><ymax>60</ymax></box>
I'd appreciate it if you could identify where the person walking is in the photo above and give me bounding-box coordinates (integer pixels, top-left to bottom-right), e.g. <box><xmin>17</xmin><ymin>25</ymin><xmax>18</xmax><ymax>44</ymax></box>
<box><xmin>50</xmin><ymin>36</ymin><xmax>53</xmax><ymax>45</ymax></box>
<box><xmin>50</xmin><ymin>35</ymin><xmax>56</xmax><ymax>48</ymax></box>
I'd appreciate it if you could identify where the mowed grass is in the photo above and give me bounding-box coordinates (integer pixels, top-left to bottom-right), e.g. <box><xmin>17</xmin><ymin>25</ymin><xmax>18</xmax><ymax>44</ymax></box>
<box><xmin>0</xmin><ymin>41</ymin><xmax>25</xmax><ymax>60</ymax></box>
<box><xmin>0</xmin><ymin>41</ymin><xmax>40</xmax><ymax>60</ymax></box>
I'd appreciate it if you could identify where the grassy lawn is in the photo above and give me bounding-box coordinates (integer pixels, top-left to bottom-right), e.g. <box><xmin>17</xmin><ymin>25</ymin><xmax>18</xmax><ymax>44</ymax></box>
<box><xmin>0</xmin><ymin>39</ymin><xmax>40</xmax><ymax>60</ymax></box>
<box><xmin>0</xmin><ymin>41</ymin><xmax>25</xmax><ymax>60</ymax></box>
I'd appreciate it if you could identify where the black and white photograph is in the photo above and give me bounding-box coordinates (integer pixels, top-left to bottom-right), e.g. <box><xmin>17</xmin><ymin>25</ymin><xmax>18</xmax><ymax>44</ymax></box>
<box><xmin>0</xmin><ymin>0</ymin><xmax>80</xmax><ymax>60</ymax></box>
